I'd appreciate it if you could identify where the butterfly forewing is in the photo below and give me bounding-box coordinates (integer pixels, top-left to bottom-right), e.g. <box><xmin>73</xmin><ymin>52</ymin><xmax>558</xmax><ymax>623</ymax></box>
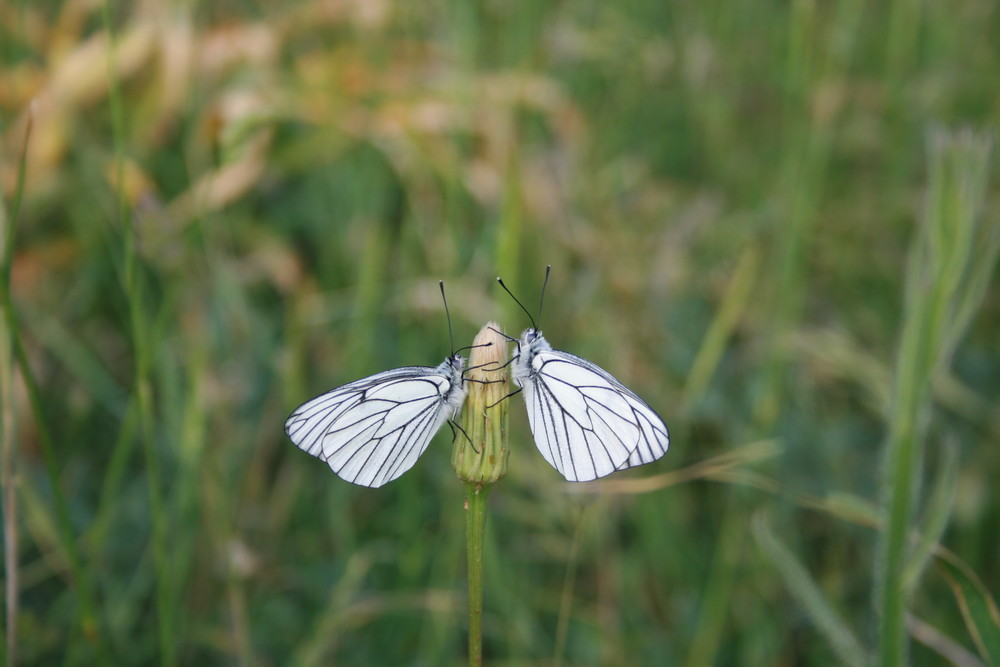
<box><xmin>285</xmin><ymin>360</ymin><xmax>466</xmax><ymax>488</ymax></box>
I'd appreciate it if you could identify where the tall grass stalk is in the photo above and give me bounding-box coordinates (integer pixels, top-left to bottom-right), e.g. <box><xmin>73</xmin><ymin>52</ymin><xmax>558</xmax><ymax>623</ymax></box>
<box><xmin>101</xmin><ymin>3</ymin><xmax>174</xmax><ymax>663</ymax></box>
<box><xmin>552</xmin><ymin>506</ymin><xmax>585</xmax><ymax>667</ymax></box>
<box><xmin>1</xmin><ymin>263</ymin><xmax>15</xmax><ymax>667</ymax></box>
<box><xmin>2</xmin><ymin>107</ymin><xmax>107</xmax><ymax>662</ymax></box>
<box><xmin>0</xmin><ymin>124</ymin><xmax>24</xmax><ymax>666</ymax></box>
<box><xmin>685</xmin><ymin>494</ymin><xmax>746</xmax><ymax>667</ymax></box>
<box><xmin>0</xmin><ymin>108</ymin><xmax>29</xmax><ymax>667</ymax></box>
<box><xmin>877</xmin><ymin>128</ymin><xmax>996</xmax><ymax>666</ymax></box>
<box><xmin>758</xmin><ymin>0</ymin><xmax>863</xmax><ymax>428</ymax></box>
<box><xmin>0</xmin><ymin>245</ymin><xmax>107</xmax><ymax>662</ymax></box>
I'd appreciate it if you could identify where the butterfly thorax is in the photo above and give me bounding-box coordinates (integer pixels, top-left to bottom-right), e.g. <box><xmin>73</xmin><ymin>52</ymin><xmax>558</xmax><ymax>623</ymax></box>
<box><xmin>512</xmin><ymin>328</ymin><xmax>551</xmax><ymax>387</ymax></box>
<box><xmin>439</xmin><ymin>354</ymin><xmax>468</xmax><ymax>410</ymax></box>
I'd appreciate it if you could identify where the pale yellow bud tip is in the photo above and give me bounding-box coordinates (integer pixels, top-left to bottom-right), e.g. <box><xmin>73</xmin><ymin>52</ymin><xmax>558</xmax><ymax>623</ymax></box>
<box><xmin>467</xmin><ymin>321</ymin><xmax>508</xmax><ymax>385</ymax></box>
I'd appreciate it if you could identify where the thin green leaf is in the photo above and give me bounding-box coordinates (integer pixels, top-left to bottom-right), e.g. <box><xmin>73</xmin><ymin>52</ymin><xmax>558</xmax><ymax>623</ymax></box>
<box><xmin>754</xmin><ymin>512</ymin><xmax>872</xmax><ymax>666</ymax></box>
<box><xmin>904</xmin><ymin>438</ymin><xmax>958</xmax><ymax>593</ymax></box>
<box><xmin>936</xmin><ymin>551</ymin><xmax>1000</xmax><ymax>666</ymax></box>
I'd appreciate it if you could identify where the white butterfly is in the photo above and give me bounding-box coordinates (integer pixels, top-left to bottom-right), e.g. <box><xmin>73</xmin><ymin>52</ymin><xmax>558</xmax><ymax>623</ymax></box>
<box><xmin>285</xmin><ymin>282</ymin><xmax>469</xmax><ymax>488</ymax></box>
<box><xmin>284</xmin><ymin>356</ymin><xmax>467</xmax><ymax>487</ymax></box>
<box><xmin>501</xmin><ymin>271</ymin><xmax>669</xmax><ymax>481</ymax></box>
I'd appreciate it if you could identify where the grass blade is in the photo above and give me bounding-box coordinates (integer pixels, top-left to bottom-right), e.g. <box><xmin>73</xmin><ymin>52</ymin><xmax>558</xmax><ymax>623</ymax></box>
<box><xmin>908</xmin><ymin>615</ymin><xmax>986</xmax><ymax>667</ymax></box>
<box><xmin>936</xmin><ymin>552</ymin><xmax>1000</xmax><ymax>666</ymax></box>
<box><xmin>877</xmin><ymin>128</ymin><xmax>995</xmax><ymax>666</ymax></box>
<box><xmin>754</xmin><ymin>512</ymin><xmax>871</xmax><ymax>666</ymax></box>
<box><xmin>1</xmin><ymin>95</ymin><xmax>108</xmax><ymax>664</ymax></box>
<box><xmin>100</xmin><ymin>1</ymin><xmax>175</xmax><ymax>661</ymax></box>
<box><xmin>903</xmin><ymin>437</ymin><xmax>958</xmax><ymax>594</ymax></box>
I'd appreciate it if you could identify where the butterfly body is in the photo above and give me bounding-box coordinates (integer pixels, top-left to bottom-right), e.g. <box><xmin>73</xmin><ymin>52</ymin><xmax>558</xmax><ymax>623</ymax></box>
<box><xmin>512</xmin><ymin>328</ymin><xmax>669</xmax><ymax>482</ymax></box>
<box><xmin>285</xmin><ymin>354</ymin><xmax>467</xmax><ymax>487</ymax></box>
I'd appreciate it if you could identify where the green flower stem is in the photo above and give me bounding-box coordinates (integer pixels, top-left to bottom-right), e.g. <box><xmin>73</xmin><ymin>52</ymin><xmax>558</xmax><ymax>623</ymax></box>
<box><xmin>465</xmin><ymin>482</ymin><xmax>489</xmax><ymax>667</ymax></box>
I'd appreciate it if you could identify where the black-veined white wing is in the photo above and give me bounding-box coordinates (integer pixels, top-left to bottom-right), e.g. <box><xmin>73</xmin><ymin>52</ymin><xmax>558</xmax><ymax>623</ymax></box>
<box><xmin>285</xmin><ymin>356</ymin><xmax>467</xmax><ymax>488</ymax></box>
<box><xmin>513</xmin><ymin>330</ymin><xmax>669</xmax><ymax>482</ymax></box>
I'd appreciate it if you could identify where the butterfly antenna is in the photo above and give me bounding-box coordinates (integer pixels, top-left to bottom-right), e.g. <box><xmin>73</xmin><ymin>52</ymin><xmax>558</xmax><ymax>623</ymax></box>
<box><xmin>440</xmin><ymin>280</ymin><xmax>456</xmax><ymax>354</ymax></box>
<box><xmin>536</xmin><ymin>265</ymin><xmax>551</xmax><ymax>327</ymax></box>
<box><xmin>496</xmin><ymin>276</ymin><xmax>537</xmax><ymax>329</ymax></box>
<box><xmin>487</xmin><ymin>325</ymin><xmax>519</xmax><ymax>343</ymax></box>
<box><xmin>455</xmin><ymin>341</ymin><xmax>492</xmax><ymax>356</ymax></box>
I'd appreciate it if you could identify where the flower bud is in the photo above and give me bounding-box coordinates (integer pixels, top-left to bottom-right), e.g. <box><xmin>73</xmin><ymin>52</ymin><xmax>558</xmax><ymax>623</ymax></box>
<box><xmin>452</xmin><ymin>322</ymin><xmax>509</xmax><ymax>485</ymax></box>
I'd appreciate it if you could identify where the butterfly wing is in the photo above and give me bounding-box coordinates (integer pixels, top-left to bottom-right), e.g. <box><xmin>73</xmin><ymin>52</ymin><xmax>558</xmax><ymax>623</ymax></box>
<box><xmin>522</xmin><ymin>350</ymin><xmax>669</xmax><ymax>482</ymax></box>
<box><xmin>285</xmin><ymin>366</ymin><xmax>461</xmax><ymax>487</ymax></box>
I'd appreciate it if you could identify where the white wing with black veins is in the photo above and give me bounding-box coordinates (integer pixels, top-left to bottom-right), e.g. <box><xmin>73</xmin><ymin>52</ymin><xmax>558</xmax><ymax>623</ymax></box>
<box><xmin>522</xmin><ymin>350</ymin><xmax>669</xmax><ymax>482</ymax></box>
<box><xmin>285</xmin><ymin>364</ymin><xmax>463</xmax><ymax>488</ymax></box>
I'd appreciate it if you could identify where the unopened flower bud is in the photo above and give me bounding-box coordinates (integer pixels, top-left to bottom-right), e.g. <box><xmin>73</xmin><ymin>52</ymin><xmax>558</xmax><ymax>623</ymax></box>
<box><xmin>452</xmin><ymin>322</ymin><xmax>509</xmax><ymax>485</ymax></box>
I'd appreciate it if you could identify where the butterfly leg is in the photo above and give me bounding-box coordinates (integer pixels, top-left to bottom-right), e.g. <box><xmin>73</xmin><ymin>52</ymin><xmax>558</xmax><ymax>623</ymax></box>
<box><xmin>485</xmin><ymin>387</ymin><xmax>522</xmax><ymax>410</ymax></box>
<box><xmin>464</xmin><ymin>378</ymin><xmax>505</xmax><ymax>385</ymax></box>
<box><xmin>448</xmin><ymin>419</ymin><xmax>479</xmax><ymax>453</ymax></box>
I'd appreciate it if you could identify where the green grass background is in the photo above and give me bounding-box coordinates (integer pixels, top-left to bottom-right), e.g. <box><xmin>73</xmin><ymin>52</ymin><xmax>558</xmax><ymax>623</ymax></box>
<box><xmin>1</xmin><ymin>0</ymin><xmax>998</xmax><ymax>665</ymax></box>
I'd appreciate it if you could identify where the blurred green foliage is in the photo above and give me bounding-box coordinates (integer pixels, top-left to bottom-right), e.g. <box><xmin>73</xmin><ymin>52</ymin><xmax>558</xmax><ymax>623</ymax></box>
<box><xmin>1</xmin><ymin>0</ymin><xmax>998</xmax><ymax>665</ymax></box>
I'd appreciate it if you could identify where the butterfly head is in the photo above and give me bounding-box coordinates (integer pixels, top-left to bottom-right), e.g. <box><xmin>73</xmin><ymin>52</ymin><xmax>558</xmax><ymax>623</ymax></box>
<box><xmin>446</xmin><ymin>353</ymin><xmax>466</xmax><ymax>374</ymax></box>
<box><xmin>519</xmin><ymin>328</ymin><xmax>550</xmax><ymax>350</ymax></box>
<box><xmin>511</xmin><ymin>328</ymin><xmax>551</xmax><ymax>387</ymax></box>
<box><xmin>437</xmin><ymin>353</ymin><xmax>467</xmax><ymax>387</ymax></box>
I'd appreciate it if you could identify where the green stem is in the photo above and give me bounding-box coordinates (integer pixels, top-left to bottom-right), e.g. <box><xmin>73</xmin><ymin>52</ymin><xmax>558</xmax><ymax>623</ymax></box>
<box><xmin>1</xmin><ymin>106</ymin><xmax>107</xmax><ymax>662</ymax></box>
<box><xmin>100</xmin><ymin>3</ymin><xmax>174</xmax><ymax>663</ymax></box>
<box><xmin>876</xmin><ymin>130</ymin><xmax>995</xmax><ymax>666</ymax></box>
<box><xmin>879</xmin><ymin>423</ymin><xmax>919</xmax><ymax>666</ymax></box>
<box><xmin>465</xmin><ymin>482</ymin><xmax>489</xmax><ymax>667</ymax></box>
